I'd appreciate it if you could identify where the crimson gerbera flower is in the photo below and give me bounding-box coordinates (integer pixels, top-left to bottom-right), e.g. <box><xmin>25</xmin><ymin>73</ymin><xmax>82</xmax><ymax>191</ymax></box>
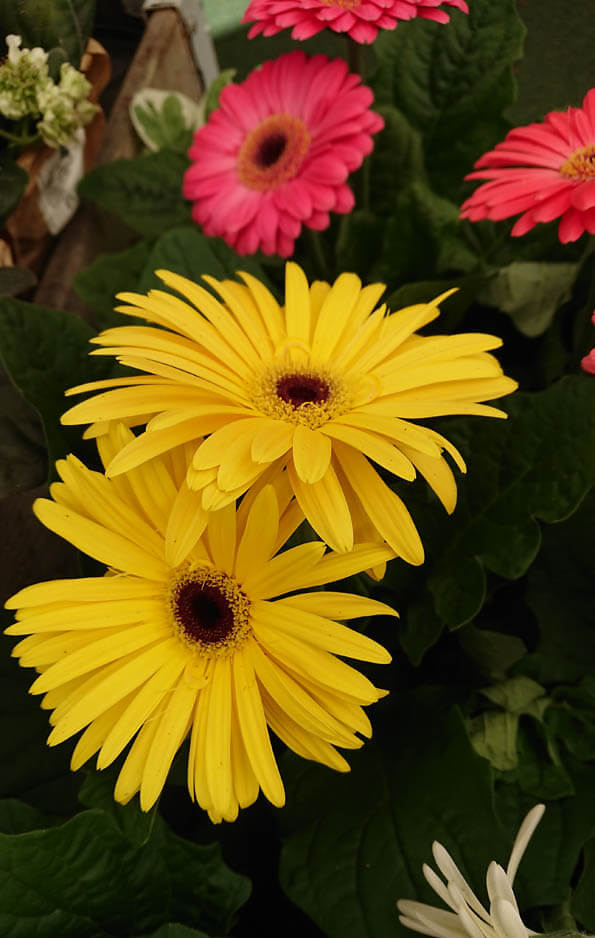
<box><xmin>461</xmin><ymin>89</ymin><xmax>595</xmax><ymax>243</ymax></box>
<box><xmin>242</xmin><ymin>0</ymin><xmax>468</xmax><ymax>44</ymax></box>
<box><xmin>182</xmin><ymin>51</ymin><xmax>383</xmax><ymax>257</ymax></box>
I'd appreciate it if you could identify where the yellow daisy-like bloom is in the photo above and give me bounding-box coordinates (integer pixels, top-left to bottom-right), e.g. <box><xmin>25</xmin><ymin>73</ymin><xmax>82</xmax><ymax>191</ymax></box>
<box><xmin>4</xmin><ymin>424</ymin><xmax>395</xmax><ymax>822</ymax></box>
<box><xmin>61</xmin><ymin>263</ymin><xmax>517</xmax><ymax>563</ymax></box>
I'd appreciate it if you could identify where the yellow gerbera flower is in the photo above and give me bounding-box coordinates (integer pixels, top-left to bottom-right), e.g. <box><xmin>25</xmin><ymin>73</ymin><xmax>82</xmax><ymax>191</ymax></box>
<box><xmin>4</xmin><ymin>424</ymin><xmax>395</xmax><ymax>823</ymax></box>
<box><xmin>62</xmin><ymin>263</ymin><xmax>517</xmax><ymax>563</ymax></box>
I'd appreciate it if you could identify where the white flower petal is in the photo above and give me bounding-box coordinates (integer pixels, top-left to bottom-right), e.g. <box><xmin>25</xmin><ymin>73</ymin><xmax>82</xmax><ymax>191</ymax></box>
<box><xmin>491</xmin><ymin>899</ymin><xmax>530</xmax><ymax>938</ymax></box>
<box><xmin>506</xmin><ymin>804</ymin><xmax>545</xmax><ymax>883</ymax></box>
<box><xmin>432</xmin><ymin>842</ymin><xmax>490</xmax><ymax>921</ymax></box>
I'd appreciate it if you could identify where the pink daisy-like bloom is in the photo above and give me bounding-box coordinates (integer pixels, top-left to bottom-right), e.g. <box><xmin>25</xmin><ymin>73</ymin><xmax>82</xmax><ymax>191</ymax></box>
<box><xmin>582</xmin><ymin>312</ymin><xmax>595</xmax><ymax>374</ymax></box>
<box><xmin>242</xmin><ymin>0</ymin><xmax>469</xmax><ymax>45</ymax></box>
<box><xmin>461</xmin><ymin>89</ymin><xmax>595</xmax><ymax>244</ymax></box>
<box><xmin>182</xmin><ymin>51</ymin><xmax>384</xmax><ymax>257</ymax></box>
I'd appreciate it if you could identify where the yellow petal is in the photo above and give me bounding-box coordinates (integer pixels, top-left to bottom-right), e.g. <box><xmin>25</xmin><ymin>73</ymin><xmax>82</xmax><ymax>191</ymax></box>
<box><xmin>252</xmin><ymin>617</ymin><xmax>381</xmax><ymax>704</ymax></box>
<box><xmin>230</xmin><ymin>698</ymin><xmax>260</xmax><ymax>809</ymax></box>
<box><xmin>114</xmin><ymin>717</ymin><xmax>161</xmax><ymax>806</ymax></box>
<box><xmin>238</xmin><ymin>270</ymin><xmax>284</xmax><ymax>346</ymax></box>
<box><xmin>165</xmin><ymin>482</ymin><xmax>208</xmax><ymax>567</ymax></box>
<box><xmin>311</xmin><ymin>272</ymin><xmax>361</xmax><ymax>362</ymax></box>
<box><xmin>288</xmin><ymin>460</ymin><xmax>353</xmax><ymax>553</ymax></box>
<box><xmin>203</xmin><ymin>656</ymin><xmax>234</xmax><ymax>819</ymax></box>
<box><xmin>70</xmin><ymin>695</ymin><xmax>133</xmax><ymax>770</ymax></box>
<box><xmin>325</xmin><ymin>423</ymin><xmax>416</xmax><ymax>481</ymax></box>
<box><xmin>251</xmin><ymin>420</ymin><xmax>293</xmax><ymax>464</ymax></box>
<box><xmin>285</xmin><ymin>262</ymin><xmax>311</xmax><ymax>346</ymax></box>
<box><xmin>98</xmin><ymin>648</ymin><xmax>187</xmax><ymax>768</ymax></box>
<box><xmin>292</xmin><ymin>426</ymin><xmax>332</xmax><ymax>484</ymax></box>
<box><xmin>232</xmin><ymin>644</ymin><xmax>285</xmax><ymax>807</ymax></box>
<box><xmin>48</xmin><ymin>637</ymin><xmax>176</xmax><ymax>744</ymax></box>
<box><xmin>400</xmin><ymin>445</ymin><xmax>458</xmax><ymax>514</ymax></box>
<box><xmin>33</xmin><ymin>499</ymin><xmax>169</xmax><ymax>581</ymax></box>
<box><xmin>243</xmin><ymin>541</ymin><xmax>326</xmax><ymax>600</ymax></box>
<box><xmin>5</xmin><ymin>575</ymin><xmax>160</xmax><ymax>610</ymax></box>
<box><xmin>207</xmin><ymin>502</ymin><xmax>237</xmax><ymax>575</ymax></box>
<box><xmin>333</xmin><ymin>443</ymin><xmax>424</xmax><ymax>565</ymax></box>
<box><xmin>253</xmin><ymin>599</ymin><xmax>392</xmax><ymax>664</ymax></box>
<box><xmin>280</xmin><ymin>591</ymin><xmax>398</xmax><ymax>621</ymax></box>
<box><xmin>283</xmin><ymin>542</ymin><xmax>395</xmax><ymax>591</ymax></box>
<box><xmin>338</xmin><ymin>411</ymin><xmax>441</xmax><ymax>458</ymax></box>
<box><xmin>140</xmin><ymin>673</ymin><xmax>197</xmax><ymax>811</ymax></box>
<box><xmin>263</xmin><ymin>690</ymin><xmax>350</xmax><ymax>772</ymax></box>
<box><xmin>234</xmin><ymin>485</ymin><xmax>279</xmax><ymax>582</ymax></box>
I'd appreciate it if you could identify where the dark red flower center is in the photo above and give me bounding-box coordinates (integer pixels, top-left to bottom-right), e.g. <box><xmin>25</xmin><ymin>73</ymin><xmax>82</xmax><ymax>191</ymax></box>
<box><xmin>256</xmin><ymin>132</ymin><xmax>287</xmax><ymax>169</ymax></box>
<box><xmin>276</xmin><ymin>373</ymin><xmax>330</xmax><ymax>408</ymax></box>
<box><xmin>174</xmin><ymin>581</ymin><xmax>234</xmax><ymax>645</ymax></box>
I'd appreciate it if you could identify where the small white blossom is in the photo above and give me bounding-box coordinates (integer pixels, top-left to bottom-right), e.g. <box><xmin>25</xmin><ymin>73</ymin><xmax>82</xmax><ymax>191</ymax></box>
<box><xmin>397</xmin><ymin>805</ymin><xmax>545</xmax><ymax>938</ymax></box>
<box><xmin>0</xmin><ymin>34</ymin><xmax>50</xmax><ymax>120</ymax></box>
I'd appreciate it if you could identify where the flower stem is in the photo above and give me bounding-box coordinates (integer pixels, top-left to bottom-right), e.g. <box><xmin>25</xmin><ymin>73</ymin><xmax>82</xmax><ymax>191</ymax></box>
<box><xmin>0</xmin><ymin>126</ymin><xmax>40</xmax><ymax>149</ymax></box>
<box><xmin>307</xmin><ymin>229</ymin><xmax>329</xmax><ymax>279</ymax></box>
<box><xmin>346</xmin><ymin>37</ymin><xmax>365</xmax><ymax>80</ymax></box>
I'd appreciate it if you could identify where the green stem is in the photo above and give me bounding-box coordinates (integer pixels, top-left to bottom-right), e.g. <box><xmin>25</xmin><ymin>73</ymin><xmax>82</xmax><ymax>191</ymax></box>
<box><xmin>346</xmin><ymin>36</ymin><xmax>365</xmax><ymax>80</ymax></box>
<box><xmin>307</xmin><ymin>229</ymin><xmax>329</xmax><ymax>280</ymax></box>
<box><xmin>0</xmin><ymin>126</ymin><xmax>40</xmax><ymax>148</ymax></box>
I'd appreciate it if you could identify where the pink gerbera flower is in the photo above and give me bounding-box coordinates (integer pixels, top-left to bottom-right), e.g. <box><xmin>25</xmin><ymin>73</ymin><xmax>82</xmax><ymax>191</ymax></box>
<box><xmin>242</xmin><ymin>0</ymin><xmax>469</xmax><ymax>44</ymax></box>
<box><xmin>582</xmin><ymin>312</ymin><xmax>595</xmax><ymax>374</ymax></box>
<box><xmin>461</xmin><ymin>89</ymin><xmax>595</xmax><ymax>243</ymax></box>
<box><xmin>182</xmin><ymin>51</ymin><xmax>383</xmax><ymax>257</ymax></box>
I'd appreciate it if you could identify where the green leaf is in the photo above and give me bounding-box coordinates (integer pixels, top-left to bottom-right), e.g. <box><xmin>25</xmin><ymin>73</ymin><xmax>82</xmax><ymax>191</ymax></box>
<box><xmin>78</xmin><ymin>151</ymin><xmax>192</xmax><ymax>238</ymax></box>
<box><xmin>280</xmin><ymin>693</ymin><xmax>509</xmax><ymax>938</ymax></box>
<box><xmin>458</xmin><ymin>626</ymin><xmax>526</xmax><ymax>680</ymax></box>
<box><xmin>334</xmin><ymin>210</ymin><xmax>385</xmax><ymax>282</ymax></box>
<box><xmin>0</xmin><ymin>0</ymin><xmax>96</xmax><ymax>68</ymax></box>
<box><xmin>372</xmin><ymin>0</ymin><xmax>525</xmax><ymax>198</ymax></box>
<box><xmin>0</xmin><ymin>155</ymin><xmax>28</xmax><ymax>227</ymax></box>
<box><xmin>73</xmin><ymin>241</ymin><xmax>152</xmax><ymax>329</ymax></box>
<box><xmin>0</xmin><ymin>796</ymin><xmax>250</xmax><ymax>938</ymax></box>
<box><xmin>525</xmin><ymin>488</ymin><xmax>595</xmax><ymax>684</ymax></box>
<box><xmin>204</xmin><ymin>69</ymin><xmax>237</xmax><ymax>120</ymax></box>
<box><xmin>479</xmin><ymin>262</ymin><xmax>579</xmax><ymax>337</ymax></box>
<box><xmin>0</xmin><ymin>369</ymin><xmax>46</xmax><ymax>497</ymax></box>
<box><xmin>0</xmin><ymin>638</ymin><xmax>79</xmax><ymax>815</ymax></box>
<box><xmin>469</xmin><ymin>711</ymin><xmax>519</xmax><ymax>771</ymax></box>
<box><xmin>131</xmin><ymin>90</ymin><xmax>201</xmax><ymax>154</ymax></box>
<box><xmin>138</xmin><ymin>225</ymin><xmax>276</xmax><ymax>295</ymax></box>
<box><xmin>387</xmin><ymin>376</ymin><xmax>595</xmax><ymax>637</ymax></box>
<box><xmin>368</xmin><ymin>106</ymin><xmax>425</xmax><ymax>216</ymax></box>
<box><xmin>573</xmin><ymin>839</ymin><xmax>595</xmax><ymax>930</ymax></box>
<box><xmin>0</xmin><ymin>298</ymin><xmax>114</xmax><ymax>472</ymax></box>
<box><xmin>495</xmin><ymin>758</ymin><xmax>595</xmax><ymax>909</ymax></box>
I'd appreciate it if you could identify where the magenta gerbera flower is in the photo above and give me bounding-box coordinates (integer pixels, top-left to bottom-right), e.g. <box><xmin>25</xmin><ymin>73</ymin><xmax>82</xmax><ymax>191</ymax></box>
<box><xmin>182</xmin><ymin>51</ymin><xmax>384</xmax><ymax>257</ymax></box>
<box><xmin>242</xmin><ymin>0</ymin><xmax>469</xmax><ymax>44</ymax></box>
<box><xmin>461</xmin><ymin>89</ymin><xmax>595</xmax><ymax>243</ymax></box>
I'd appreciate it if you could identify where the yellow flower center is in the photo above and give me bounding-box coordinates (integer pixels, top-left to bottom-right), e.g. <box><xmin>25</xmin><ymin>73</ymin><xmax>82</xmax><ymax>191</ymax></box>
<box><xmin>559</xmin><ymin>142</ymin><xmax>595</xmax><ymax>179</ymax></box>
<box><xmin>236</xmin><ymin>113</ymin><xmax>311</xmax><ymax>191</ymax></box>
<box><xmin>253</xmin><ymin>364</ymin><xmax>351</xmax><ymax>428</ymax></box>
<box><xmin>168</xmin><ymin>565</ymin><xmax>251</xmax><ymax>658</ymax></box>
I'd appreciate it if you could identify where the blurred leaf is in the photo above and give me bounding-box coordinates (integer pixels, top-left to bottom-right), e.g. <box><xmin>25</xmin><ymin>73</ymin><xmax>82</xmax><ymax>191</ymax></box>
<box><xmin>204</xmin><ymin>69</ymin><xmax>237</xmax><ymax>120</ymax></box>
<box><xmin>0</xmin><ymin>267</ymin><xmax>37</xmax><ymax>297</ymax></box>
<box><xmin>573</xmin><ymin>838</ymin><xmax>595</xmax><ymax>929</ymax></box>
<box><xmin>78</xmin><ymin>771</ymin><xmax>157</xmax><ymax>848</ymax></box>
<box><xmin>0</xmin><ymin>637</ymin><xmax>79</xmax><ymax>816</ymax></box>
<box><xmin>0</xmin><ymin>155</ymin><xmax>28</xmax><ymax>227</ymax></box>
<box><xmin>334</xmin><ymin>210</ymin><xmax>385</xmax><ymax>282</ymax></box>
<box><xmin>0</xmin><ymin>0</ymin><xmax>95</xmax><ymax>68</ymax></box>
<box><xmin>372</xmin><ymin>0</ymin><xmax>525</xmax><ymax>198</ymax></box>
<box><xmin>516</xmin><ymin>719</ymin><xmax>574</xmax><ymax>799</ymax></box>
<box><xmin>0</xmin><ymin>795</ymin><xmax>250</xmax><ymax>938</ymax></box>
<box><xmin>525</xmin><ymin>488</ymin><xmax>595</xmax><ymax>684</ymax></box>
<box><xmin>496</xmin><ymin>758</ymin><xmax>595</xmax><ymax>909</ymax></box>
<box><xmin>479</xmin><ymin>262</ymin><xmax>579</xmax><ymax>337</ymax></box>
<box><xmin>0</xmin><ymin>370</ymin><xmax>46</xmax><ymax>497</ymax></box>
<box><xmin>0</xmin><ymin>298</ymin><xmax>113</xmax><ymax>472</ymax></box>
<box><xmin>138</xmin><ymin>225</ymin><xmax>275</xmax><ymax>295</ymax></box>
<box><xmin>131</xmin><ymin>90</ymin><xmax>202</xmax><ymax>154</ymax></box>
<box><xmin>280</xmin><ymin>693</ymin><xmax>508</xmax><ymax>938</ymax></box>
<box><xmin>458</xmin><ymin>626</ymin><xmax>526</xmax><ymax>680</ymax></box>
<box><xmin>469</xmin><ymin>711</ymin><xmax>518</xmax><ymax>771</ymax></box>
<box><xmin>73</xmin><ymin>241</ymin><xmax>152</xmax><ymax>329</ymax></box>
<box><xmin>368</xmin><ymin>106</ymin><xmax>425</xmax><ymax>216</ymax></box>
<box><xmin>79</xmin><ymin>151</ymin><xmax>192</xmax><ymax>238</ymax></box>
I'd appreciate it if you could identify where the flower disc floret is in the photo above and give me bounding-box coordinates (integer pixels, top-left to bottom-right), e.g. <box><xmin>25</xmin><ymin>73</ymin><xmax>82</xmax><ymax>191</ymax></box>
<box><xmin>243</xmin><ymin>0</ymin><xmax>469</xmax><ymax>44</ymax></box>
<box><xmin>5</xmin><ymin>424</ymin><xmax>395</xmax><ymax>822</ymax></box>
<box><xmin>62</xmin><ymin>263</ymin><xmax>517</xmax><ymax>567</ymax></box>
<box><xmin>182</xmin><ymin>51</ymin><xmax>384</xmax><ymax>257</ymax></box>
<box><xmin>461</xmin><ymin>88</ymin><xmax>595</xmax><ymax>243</ymax></box>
